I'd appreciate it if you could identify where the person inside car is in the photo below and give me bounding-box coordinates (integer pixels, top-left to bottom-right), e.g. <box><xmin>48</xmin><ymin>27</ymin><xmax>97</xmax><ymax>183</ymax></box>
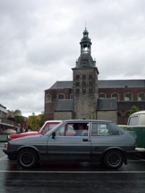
<box><xmin>74</xmin><ymin>123</ymin><xmax>88</xmax><ymax>136</ymax></box>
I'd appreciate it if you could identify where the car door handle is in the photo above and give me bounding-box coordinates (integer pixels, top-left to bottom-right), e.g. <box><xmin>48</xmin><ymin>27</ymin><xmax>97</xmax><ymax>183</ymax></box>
<box><xmin>83</xmin><ymin>139</ymin><xmax>88</xmax><ymax>142</ymax></box>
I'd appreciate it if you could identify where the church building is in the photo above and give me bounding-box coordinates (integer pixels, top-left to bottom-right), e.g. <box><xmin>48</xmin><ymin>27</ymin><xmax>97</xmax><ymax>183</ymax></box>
<box><xmin>44</xmin><ymin>29</ymin><xmax>145</xmax><ymax>124</ymax></box>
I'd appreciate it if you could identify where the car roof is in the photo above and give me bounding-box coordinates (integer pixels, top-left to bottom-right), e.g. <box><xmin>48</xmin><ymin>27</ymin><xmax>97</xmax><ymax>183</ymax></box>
<box><xmin>62</xmin><ymin>119</ymin><xmax>112</xmax><ymax>123</ymax></box>
<box><xmin>45</xmin><ymin>120</ymin><xmax>62</xmax><ymax>123</ymax></box>
<box><xmin>131</xmin><ymin>111</ymin><xmax>145</xmax><ymax>116</ymax></box>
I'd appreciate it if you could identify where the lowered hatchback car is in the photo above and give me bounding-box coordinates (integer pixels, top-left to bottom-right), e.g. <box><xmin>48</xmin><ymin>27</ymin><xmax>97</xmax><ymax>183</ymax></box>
<box><xmin>3</xmin><ymin>119</ymin><xmax>136</xmax><ymax>169</ymax></box>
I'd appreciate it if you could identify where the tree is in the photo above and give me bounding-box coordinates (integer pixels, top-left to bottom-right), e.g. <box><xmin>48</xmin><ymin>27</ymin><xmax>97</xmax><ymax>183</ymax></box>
<box><xmin>38</xmin><ymin>113</ymin><xmax>44</xmax><ymax>127</ymax></box>
<box><xmin>12</xmin><ymin>109</ymin><xmax>22</xmax><ymax>116</ymax></box>
<box><xmin>28</xmin><ymin>112</ymin><xmax>44</xmax><ymax>131</ymax></box>
<box><xmin>31</xmin><ymin>112</ymin><xmax>37</xmax><ymax>130</ymax></box>
<box><xmin>8</xmin><ymin>109</ymin><xmax>25</xmax><ymax>125</ymax></box>
<box><xmin>129</xmin><ymin>106</ymin><xmax>139</xmax><ymax>116</ymax></box>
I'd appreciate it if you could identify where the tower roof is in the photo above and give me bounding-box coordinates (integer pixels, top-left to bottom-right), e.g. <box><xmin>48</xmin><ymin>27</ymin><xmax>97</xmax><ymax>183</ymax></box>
<box><xmin>80</xmin><ymin>28</ymin><xmax>91</xmax><ymax>45</ymax></box>
<box><xmin>75</xmin><ymin>28</ymin><xmax>96</xmax><ymax>68</ymax></box>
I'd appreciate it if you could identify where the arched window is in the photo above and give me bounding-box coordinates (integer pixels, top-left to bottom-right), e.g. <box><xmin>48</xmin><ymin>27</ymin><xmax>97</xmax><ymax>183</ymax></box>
<box><xmin>125</xmin><ymin>112</ymin><xmax>130</xmax><ymax>118</ymax></box>
<box><xmin>124</xmin><ymin>93</ymin><xmax>132</xmax><ymax>101</ymax></box>
<box><xmin>58</xmin><ymin>94</ymin><xmax>65</xmax><ymax>99</ymax></box>
<box><xmin>45</xmin><ymin>94</ymin><xmax>51</xmax><ymax>102</ymax></box>
<box><xmin>138</xmin><ymin>93</ymin><xmax>145</xmax><ymax>101</ymax></box>
<box><xmin>117</xmin><ymin>112</ymin><xmax>121</xmax><ymax>118</ymax></box>
<box><xmin>111</xmin><ymin>93</ymin><xmax>119</xmax><ymax>101</ymax></box>
<box><xmin>99</xmin><ymin>93</ymin><xmax>106</xmax><ymax>98</ymax></box>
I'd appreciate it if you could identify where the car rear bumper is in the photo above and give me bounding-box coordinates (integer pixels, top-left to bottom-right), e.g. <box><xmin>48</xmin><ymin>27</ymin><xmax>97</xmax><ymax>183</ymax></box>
<box><xmin>126</xmin><ymin>150</ymin><xmax>138</xmax><ymax>155</ymax></box>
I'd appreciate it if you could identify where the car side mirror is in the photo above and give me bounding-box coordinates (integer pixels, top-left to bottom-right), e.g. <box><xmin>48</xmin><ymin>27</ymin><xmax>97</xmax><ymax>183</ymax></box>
<box><xmin>52</xmin><ymin>132</ymin><xmax>56</xmax><ymax>139</ymax></box>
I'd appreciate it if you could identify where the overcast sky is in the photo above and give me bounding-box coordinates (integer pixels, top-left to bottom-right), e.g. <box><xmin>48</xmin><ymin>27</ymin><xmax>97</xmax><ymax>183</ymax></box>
<box><xmin>0</xmin><ymin>0</ymin><xmax>145</xmax><ymax>117</ymax></box>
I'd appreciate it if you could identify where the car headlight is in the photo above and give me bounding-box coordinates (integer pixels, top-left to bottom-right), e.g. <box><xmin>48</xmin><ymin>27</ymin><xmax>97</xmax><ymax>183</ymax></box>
<box><xmin>4</xmin><ymin>142</ymin><xmax>10</xmax><ymax>149</ymax></box>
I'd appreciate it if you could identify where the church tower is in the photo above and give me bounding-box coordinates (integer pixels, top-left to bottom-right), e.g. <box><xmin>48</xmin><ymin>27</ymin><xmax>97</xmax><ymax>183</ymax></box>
<box><xmin>72</xmin><ymin>28</ymin><xmax>99</xmax><ymax>119</ymax></box>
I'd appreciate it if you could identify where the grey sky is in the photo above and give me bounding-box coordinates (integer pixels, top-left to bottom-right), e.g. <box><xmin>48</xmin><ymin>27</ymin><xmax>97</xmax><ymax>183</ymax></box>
<box><xmin>0</xmin><ymin>0</ymin><xmax>145</xmax><ymax>116</ymax></box>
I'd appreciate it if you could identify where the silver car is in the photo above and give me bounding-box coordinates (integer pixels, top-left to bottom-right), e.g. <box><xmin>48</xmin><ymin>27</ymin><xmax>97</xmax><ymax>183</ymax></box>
<box><xmin>3</xmin><ymin>119</ymin><xmax>137</xmax><ymax>169</ymax></box>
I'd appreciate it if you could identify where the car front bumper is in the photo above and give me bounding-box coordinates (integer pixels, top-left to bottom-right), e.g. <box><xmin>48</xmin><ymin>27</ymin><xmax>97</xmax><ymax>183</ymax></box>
<box><xmin>3</xmin><ymin>149</ymin><xmax>17</xmax><ymax>160</ymax></box>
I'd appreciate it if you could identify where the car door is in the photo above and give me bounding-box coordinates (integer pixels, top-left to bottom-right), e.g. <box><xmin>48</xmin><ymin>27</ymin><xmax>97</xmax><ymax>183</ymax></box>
<box><xmin>47</xmin><ymin>122</ymin><xmax>91</xmax><ymax>162</ymax></box>
<box><xmin>90</xmin><ymin>122</ymin><xmax>122</xmax><ymax>161</ymax></box>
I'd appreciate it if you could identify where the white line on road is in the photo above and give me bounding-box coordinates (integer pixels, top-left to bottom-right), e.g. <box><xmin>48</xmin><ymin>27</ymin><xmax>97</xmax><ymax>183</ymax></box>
<box><xmin>0</xmin><ymin>155</ymin><xmax>7</xmax><ymax>161</ymax></box>
<box><xmin>0</xmin><ymin>170</ymin><xmax>145</xmax><ymax>174</ymax></box>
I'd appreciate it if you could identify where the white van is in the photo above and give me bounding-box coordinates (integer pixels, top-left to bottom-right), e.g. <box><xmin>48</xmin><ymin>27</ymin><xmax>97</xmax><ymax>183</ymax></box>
<box><xmin>127</xmin><ymin>110</ymin><xmax>145</xmax><ymax>126</ymax></box>
<box><xmin>127</xmin><ymin>111</ymin><xmax>145</xmax><ymax>154</ymax></box>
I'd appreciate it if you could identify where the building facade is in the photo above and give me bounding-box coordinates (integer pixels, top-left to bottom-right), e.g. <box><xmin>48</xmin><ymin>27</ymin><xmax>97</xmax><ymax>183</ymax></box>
<box><xmin>44</xmin><ymin>29</ymin><xmax>145</xmax><ymax>124</ymax></box>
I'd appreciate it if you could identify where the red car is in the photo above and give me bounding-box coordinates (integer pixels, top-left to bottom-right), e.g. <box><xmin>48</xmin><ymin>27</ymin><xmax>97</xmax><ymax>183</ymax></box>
<box><xmin>8</xmin><ymin>120</ymin><xmax>62</xmax><ymax>141</ymax></box>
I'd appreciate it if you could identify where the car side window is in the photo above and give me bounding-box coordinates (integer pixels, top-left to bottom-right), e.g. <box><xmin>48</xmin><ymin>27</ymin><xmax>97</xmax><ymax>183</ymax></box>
<box><xmin>91</xmin><ymin>123</ymin><xmax>120</xmax><ymax>136</ymax></box>
<box><xmin>106</xmin><ymin>124</ymin><xmax>120</xmax><ymax>135</ymax></box>
<box><xmin>55</xmin><ymin>123</ymin><xmax>88</xmax><ymax>136</ymax></box>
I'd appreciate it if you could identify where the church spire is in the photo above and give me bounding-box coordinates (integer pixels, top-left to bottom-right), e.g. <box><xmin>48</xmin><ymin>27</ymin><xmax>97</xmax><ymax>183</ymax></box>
<box><xmin>80</xmin><ymin>28</ymin><xmax>91</xmax><ymax>54</ymax></box>
<box><xmin>75</xmin><ymin>28</ymin><xmax>96</xmax><ymax>68</ymax></box>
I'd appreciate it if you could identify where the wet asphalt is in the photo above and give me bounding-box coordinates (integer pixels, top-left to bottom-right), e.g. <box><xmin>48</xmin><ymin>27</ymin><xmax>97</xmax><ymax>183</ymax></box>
<box><xmin>0</xmin><ymin>142</ymin><xmax>145</xmax><ymax>193</ymax></box>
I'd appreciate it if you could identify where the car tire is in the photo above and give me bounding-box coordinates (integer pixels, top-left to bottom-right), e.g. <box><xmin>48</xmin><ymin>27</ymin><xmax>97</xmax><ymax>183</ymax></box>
<box><xmin>103</xmin><ymin>150</ymin><xmax>124</xmax><ymax>169</ymax></box>
<box><xmin>17</xmin><ymin>148</ymin><xmax>38</xmax><ymax>169</ymax></box>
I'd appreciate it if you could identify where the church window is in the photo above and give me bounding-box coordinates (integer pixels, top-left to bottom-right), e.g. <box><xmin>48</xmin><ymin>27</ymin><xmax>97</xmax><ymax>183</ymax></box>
<box><xmin>117</xmin><ymin>112</ymin><xmax>121</xmax><ymax>118</ymax></box>
<box><xmin>89</xmin><ymin>88</ymin><xmax>92</xmax><ymax>93</ymax></box>
<box><xmin>76</xmin><ymin>82</ymin><xmax>79</xmax><ymax>86</ymax></box>
<box><xmin>138</xmin><ymin>93</ymin><xmax>145</xmax><ymax>101</ymax></box>
<box><xmin>124</xmin><ymin>93</ymin><xmax>132</xmax><ymax>101</ymax></box>
<box><xmin>46</xmin><ymin>94</ymin><xmax>51</xmax><ymax>102</ymax></box>
<box><xmin>89</xmin><ymin>74</ymin><xmax>92</xmax><ymax>79</ymax></box>
<box><xmin>83</xmin><ymin>89</ymin><xmax>86</xmax><ymax>93</ymax></box>
<box><xmin>111</xmin><ymin>93</ymin><xmax>119</xmax><ymax>101</ymax></box>
<box><xmin>82</xmin><ymin>75</ymin><xmax>86</xmax><ymax>79</ymax></box>
<box><xmin>76</xmin><ymin>75</ymin><xmax>80</xmax><ymax>80</ymax></box>
<box><xmin>76</xmin><ymin>89</ymin><xmax>80</xmax><ymax>93</ymax></box>
<box><xmin>125</xmin><ymin>112</ymin><xmax>130</xmax><ymax>118</ymax></box>
<box><xmin>99</xmin><ymin>93</ymin><xmax>106</xmax><ymax>98</ymax></box>
<box><xmin>58</xmin><ymin>94</ymin><xmax>65</xmax><ymax>99</ymax></box>
<box><xmin>82</xmin><ymin>82</ymin><xmax>86</xmax><ymax>86</ymax></box>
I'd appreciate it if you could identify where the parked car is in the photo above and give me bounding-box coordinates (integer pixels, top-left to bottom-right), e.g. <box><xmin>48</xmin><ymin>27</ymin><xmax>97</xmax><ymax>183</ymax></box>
<box><xmin>3</xmin><ymin>119</ymin><xmax>137</xmax><ymax>169</ymax></box>
<box><xmin>7</xmin><ymin>120</ymin><xmax>62</xmax><ymax>141</ymax></box>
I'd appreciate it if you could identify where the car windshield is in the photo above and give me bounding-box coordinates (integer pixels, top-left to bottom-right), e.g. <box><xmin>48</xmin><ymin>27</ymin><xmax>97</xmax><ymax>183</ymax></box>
<box><xmin>44</xmin><ymin>122</ymin><xmax>64</xmax><ymax>135</ymax></box>
<box><xmin>128</xmin><ymin>116</ymin><xmax>138</xmax><ymax>126</ymax></box>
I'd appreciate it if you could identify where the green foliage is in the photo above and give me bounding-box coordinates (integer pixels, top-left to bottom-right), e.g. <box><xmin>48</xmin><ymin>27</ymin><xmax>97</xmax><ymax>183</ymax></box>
<box><xmin>129</xmin><ymin>106</ymin><xmax>139</xmax><ymax>116</ymax></box>
<box><xmin>9</xmin><ymin>109</ymin><xmax>25</xmax><ymax>125</ymax></box>
<box><xmin>38</xmin><ymin>113</ymin><xmax>44</xmax><ymax>127</ymax></box>
<box><xmin>28</xmin><ymin>112</ymin><xmax>44</xmax><ymax>131</ymax></box>
<box><xmin>31</xmin><ymin>112</ymin><xmax>37</xmax><ymax>130</ymax></box>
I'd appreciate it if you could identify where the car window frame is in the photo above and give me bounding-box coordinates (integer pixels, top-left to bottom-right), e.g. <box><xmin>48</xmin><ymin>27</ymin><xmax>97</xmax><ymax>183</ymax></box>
<box><xmin>91</xmin><ymin>122</ymin><xmax>121</xmax><ymax>136</ymax></box>
<box><xmin>54</xmin><ymin>122</ymin><xmax>90</xmax><ymax>137</ymax></box>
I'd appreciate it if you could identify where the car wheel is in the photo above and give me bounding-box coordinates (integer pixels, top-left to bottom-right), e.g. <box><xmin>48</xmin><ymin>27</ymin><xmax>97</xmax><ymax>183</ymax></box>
<box><xmin>17</xmin><ymin>148</ymin><xmax>38</xmax><ymax>169</ymax></box>
<box><xmin>103</xmin><ymin>150</ymin><xmax>124</xmax><ymax>169</ymax></box>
